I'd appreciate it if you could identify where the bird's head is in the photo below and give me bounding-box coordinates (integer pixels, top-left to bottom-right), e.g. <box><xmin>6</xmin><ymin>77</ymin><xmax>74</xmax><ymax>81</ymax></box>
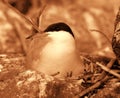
<box><xmin>44</xmin><ymin>22</ymin><xmax>74</xmax><ymax>37</ymax></box>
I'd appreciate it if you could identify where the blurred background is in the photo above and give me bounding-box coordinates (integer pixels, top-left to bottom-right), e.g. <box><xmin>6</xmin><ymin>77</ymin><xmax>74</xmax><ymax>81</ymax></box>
<box><xmin>0</xmin><ymin>0</ymin><xmax>120</xmax><ymax>58</ymax></box>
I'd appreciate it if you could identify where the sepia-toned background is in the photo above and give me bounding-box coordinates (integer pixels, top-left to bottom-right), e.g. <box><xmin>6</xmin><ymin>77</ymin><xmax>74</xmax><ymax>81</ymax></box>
<box><xmin>0</xmin><ymin>0</ymin><xmax>119</xmax><ymax>57</ymax></box>
<box><xmin>0</xmin><ymin>0</ymin><xmax>120</xmax><ymax>98</ymax></box>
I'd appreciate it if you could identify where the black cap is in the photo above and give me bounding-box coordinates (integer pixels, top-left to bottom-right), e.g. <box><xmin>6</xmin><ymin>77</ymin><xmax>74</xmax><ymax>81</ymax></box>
<box><xmin>44</xmin><ymin>22</ymin><xmax>74</xmax><ymax>37</ymax></box>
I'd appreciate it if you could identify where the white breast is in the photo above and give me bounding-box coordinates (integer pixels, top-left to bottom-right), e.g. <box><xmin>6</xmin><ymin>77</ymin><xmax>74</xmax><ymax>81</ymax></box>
<box><xmin>27</xmin><ymin>31</ymin><xmax>84</xmax><ymax>77</ymax></box>
<box><xmin>41</xmin><ymin>31</ymin><xmax>76</xmax><ymax>60</ymax></box>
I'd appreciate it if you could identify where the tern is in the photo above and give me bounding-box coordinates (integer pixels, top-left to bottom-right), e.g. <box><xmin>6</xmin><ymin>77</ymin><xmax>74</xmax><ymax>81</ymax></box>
<box><xmin>26</xmin><ymin>22</ymin><xmax>84</xmax><ymax>78</ymax></box>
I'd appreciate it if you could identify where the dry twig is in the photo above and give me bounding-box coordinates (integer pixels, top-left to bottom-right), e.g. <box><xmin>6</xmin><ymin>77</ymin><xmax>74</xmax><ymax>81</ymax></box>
<box><xmin>76</xmin><ymin>76</ymin><xmax>109</xmax><ymax>97</ymax></box>
<box><xmin>95</xmin><ymin>58</ymin><xmax>116</xmax><ymax>81</ymax></box>
<box><xmin>2</xmin><ymin>0</ymin><xmax>41</xmax><ymax>33</ymax></box>
<box><xmin>26</xmin><ymin>5</ymin><xmax>46</xmax><ymax>39</ymax></box>
<box><xmin>90</xmin><ymin>29</ymin><xmax>111</xmax><ymax>45</ymax></box>
<box><xmin>2</xmin><ymin>0</ymin><xmax>46</xmax><ymax>54</ymax></box>
<box><xmin>96</xmin><ymin>61</ymin><xmax>120</xmax><ymax>79</ymax></box>
<box><xmin>3</xmin><ymin>9</ymin><xmax>27</xmax><ymax>55</ymax></box>
<box><xmin>76</xmin><ymin>57</ymin><xmax>115</xmax><ymax>97</ymax></box>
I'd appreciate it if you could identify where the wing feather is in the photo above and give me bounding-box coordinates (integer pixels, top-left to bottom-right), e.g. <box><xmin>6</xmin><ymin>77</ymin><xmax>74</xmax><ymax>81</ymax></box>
<box><xmin>26</xmin><ymin>33</ymin><xmax>51</xmax><ymax>68</ymax></box>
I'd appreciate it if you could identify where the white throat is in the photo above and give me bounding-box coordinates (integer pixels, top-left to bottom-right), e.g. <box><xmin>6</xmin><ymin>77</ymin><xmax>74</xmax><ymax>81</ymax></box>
<box><xmin>44</xmin><ymin>31</ymin><xmax>76</xmax><ymax>56</ymax></box>
<box><xmin>47</xmin><ymin>31</ymin><xmax>74</xmax><ymax>42</ymax></box>
<box><xmin>38</xmin><ymin>31</ymin><xmax>77</xmax><ymax>72</ymax></box>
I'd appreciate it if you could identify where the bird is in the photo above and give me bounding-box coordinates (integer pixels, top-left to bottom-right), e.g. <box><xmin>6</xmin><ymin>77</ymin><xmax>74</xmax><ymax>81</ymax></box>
<box><xmin>26</xmin><ymin>22</ymin><xmax>85</xmax><ymax>78</ymax></box>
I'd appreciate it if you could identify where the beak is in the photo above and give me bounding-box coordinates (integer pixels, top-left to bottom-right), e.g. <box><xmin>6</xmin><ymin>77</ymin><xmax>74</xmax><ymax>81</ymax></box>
<box><xmin>26</xmin><ymin>33</ymin><xmax>36</xmax><ymax>40</ymax></box>
<box><xmin>26</xmin><ymin>30</ymin><xmax>44</xmax><ymax>40</ymax></box>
